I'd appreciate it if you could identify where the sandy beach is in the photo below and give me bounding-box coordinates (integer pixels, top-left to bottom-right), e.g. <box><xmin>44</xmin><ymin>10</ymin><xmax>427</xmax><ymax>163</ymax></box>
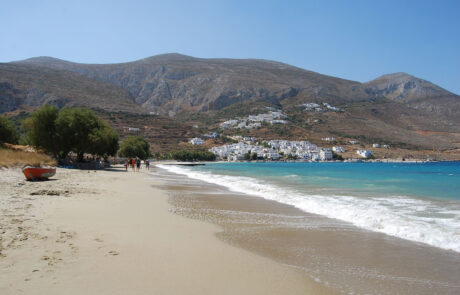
<box><xmin>0</xmin><ymin>165</ymin><xmax>331</xmax><ymax>295</ymax></box>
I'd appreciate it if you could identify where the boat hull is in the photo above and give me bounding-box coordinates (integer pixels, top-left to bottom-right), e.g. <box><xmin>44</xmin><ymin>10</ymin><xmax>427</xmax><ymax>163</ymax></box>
<box><xmin>22</xmin><ymin>167</ymin><xmax>56</xmax><ymax>181</ymax></box>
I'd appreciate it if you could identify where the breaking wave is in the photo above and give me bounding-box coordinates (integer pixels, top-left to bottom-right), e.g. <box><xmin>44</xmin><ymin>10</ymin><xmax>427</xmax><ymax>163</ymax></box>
<box><xmin>157</xmin><ymin>164</ymin><xmax>460</xmax><ymax>253</ymax></box>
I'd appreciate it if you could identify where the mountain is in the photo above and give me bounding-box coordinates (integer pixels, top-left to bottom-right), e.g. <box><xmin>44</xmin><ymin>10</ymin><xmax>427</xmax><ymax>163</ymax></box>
<box><xmin>363</xmin><ymin>72</ymin><xmax>460</xmax><ymax>119</ymax></box>
<box><xmin>14</xmin><ymin>54</ymin><xmax>370</xmax><ymax>114</ymax></box>
<box><xmin>364</xmin><ymin>72</ymin><xmax>451</xmax><ymax>102</ymax></box>
<box><xmin>0</xmin><ymin>63</ymin><xmax>142</xmax><ymax>113</ymax></box>
<box><xmin>2</xmin><ymin>53</ymin><xmax>460</xmax><ymax>155</ymax></box>
<box><xmin>14</xmin><ymin>54</ymin><xmax>459</xmax><ymax>118</ymax></box>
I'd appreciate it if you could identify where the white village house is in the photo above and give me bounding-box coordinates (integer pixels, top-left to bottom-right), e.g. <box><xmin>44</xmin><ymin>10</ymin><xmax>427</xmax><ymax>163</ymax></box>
<box><xmin>320</xmin><ymin>149</ymin><xmax>333</xmax><ymax>161</ymax></box>
<box><xmin>189</xmin><ymin>138</ymin><xmax>205</xmax><ymax>145</ymax></box>
<box><xmin>332</xmin><ymin>146</ymin><xmax>345</xmax><ymax>153</ymax></box>
<box><xmin>122</xmin><ymin>127</ymin><xmax>141</xmax><ymax>133</ymax></box>
<box><xmin>357</xmin><ymin>150</ymin><xmax>372</xmax><ymax>158</ymax></box>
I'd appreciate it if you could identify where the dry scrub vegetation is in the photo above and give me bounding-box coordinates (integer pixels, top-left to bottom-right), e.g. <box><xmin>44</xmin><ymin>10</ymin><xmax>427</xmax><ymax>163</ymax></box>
<box><xmin>0</xmin><ymin>148</ymin><xmax>56</xmax><ymax>167</ymax></box>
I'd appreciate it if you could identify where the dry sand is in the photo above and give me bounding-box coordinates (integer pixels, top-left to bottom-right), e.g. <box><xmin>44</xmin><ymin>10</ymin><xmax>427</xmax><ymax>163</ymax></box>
<box><xmin>0</xmin><ymin>166</ymin><xmax>332</xmax><ymax>294</ymax></box>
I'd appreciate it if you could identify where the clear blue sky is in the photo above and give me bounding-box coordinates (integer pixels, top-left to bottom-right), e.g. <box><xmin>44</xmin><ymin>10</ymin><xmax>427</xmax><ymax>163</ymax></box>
<box><xmin>1</xmin><ymin>0</ymin><xmax>459</xmax><ymax>94</ymax></box>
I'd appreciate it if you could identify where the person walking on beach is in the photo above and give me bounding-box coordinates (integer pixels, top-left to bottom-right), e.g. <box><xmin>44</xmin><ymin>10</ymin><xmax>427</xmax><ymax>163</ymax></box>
<box><xmin>136</xmin><ymin>158</ymin><xmax>141</xmax><ymax>171</ymax></box>
<box><xmin>145</xmin><ymin>159</ymin><xmax>150</xmax><ymax>170</ymax></box>
<box><xmin>131</xmin><ymin>158</ymin><xmax>136</xmax><ymax>171</ymax></box>
<box><xmin>124</xmin><ymin>159</ymin><xmax>129</xmax><ymax>171</ymax></box>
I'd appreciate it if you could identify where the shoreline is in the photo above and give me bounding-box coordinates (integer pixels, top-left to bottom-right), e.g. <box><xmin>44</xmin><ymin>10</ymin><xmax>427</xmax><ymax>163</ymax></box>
<box><xmin>156</xmin><ymin>163</ymin><xmax>460</xmax><ymax>294</ymax></box>
<box><xmin>154</xmin><ymin>159</ymin><xmax>460</xmax><ymax>166</ymax></box>
<box><xmin>0</xmin><ymin>166</ymin><xmax>331</xmax><ymax>294</ymax></box>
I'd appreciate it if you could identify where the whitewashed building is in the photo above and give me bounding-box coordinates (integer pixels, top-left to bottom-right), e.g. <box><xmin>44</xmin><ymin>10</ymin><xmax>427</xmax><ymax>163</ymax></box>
<box><xmin>332</xmin><ymin>146</ymin><xmax>345</xmax><ymax>153</ymax></box>
<box><xmin>189</xmin><ymin>138</ymin><xmax>205</xmax><ymax>145</ymax></box>
<box><xmin>269</xmin><ymin>119</ymin><xmax>288</xmax><ymax>124</ymax></box>
<box><xmin>220</xmin><ymin>119</ymin><xmax>239</xmax><ymax>129</ymax></box>
<box><xmin>204</xmin><ymin>132</ymin><xmax>219</xmax><ymax>138</ymax></box>
<box><xmin>320</xmin><ymin>149</ymin><xmax>333</xmax><ymax>161</ymax></box>
<box><xmin>357</xmin><ymin>150</ymin><xmax>372</xmax><ymax>158</ymax></box>
<box><xmin>127</xmin><ymin>127</ymin><xmax>140</xmax><ymax>133</ymax></box>
<box><xmin>264</xmin><ymin>152</ymin><xmax>280</xmax><ymax>160</ymax></box>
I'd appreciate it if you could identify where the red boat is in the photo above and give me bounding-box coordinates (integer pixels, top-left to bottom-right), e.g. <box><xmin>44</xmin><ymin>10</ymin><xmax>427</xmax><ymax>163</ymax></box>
<box><xmin>22</xmin><ymin>166</ymin><xmax>56</xmax><ymax>181</ymax></box>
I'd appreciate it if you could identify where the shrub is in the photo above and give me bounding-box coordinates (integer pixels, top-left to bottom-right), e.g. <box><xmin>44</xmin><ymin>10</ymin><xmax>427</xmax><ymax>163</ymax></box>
<box><xmin>172</xmin><ymin>150</ymin><xmax>216</xmax><ymax>162</ymax></box>
<box><xmin>0</xmin><ymin>149</ymin><xmax>56</xmax><ymax>167</ymax></box>
<box><xmin>243</xmin><ymin>152</ymin><xmax>251</xmax><ymax>160</ymax></box>
<box><xmin>332</xmin><ymin>151</ymin><xmax>344</xmax><ymax>161</ymax></box>
<box><xmin>0</xmin><ymin>115</ymin><xmax>19</xmax><ymax>144</ymax></box>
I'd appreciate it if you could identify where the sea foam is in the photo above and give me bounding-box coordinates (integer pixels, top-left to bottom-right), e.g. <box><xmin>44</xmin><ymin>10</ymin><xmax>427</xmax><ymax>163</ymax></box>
<box><xmin>157</xmin><ymin>164</ymin><xmax>460</xmax><ymax>253</ymax></box>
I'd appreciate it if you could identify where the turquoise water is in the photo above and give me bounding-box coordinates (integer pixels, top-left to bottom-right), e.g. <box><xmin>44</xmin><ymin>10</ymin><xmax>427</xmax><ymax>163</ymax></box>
<box><xmin>194</xmin><ymin>162</ymin><xmax>460</xmax><ymax>200</ymax></box>
<box><xmin>159</xmin><ymin>162</ymin><xmax>460</xmax><ymax>252</ymax></box>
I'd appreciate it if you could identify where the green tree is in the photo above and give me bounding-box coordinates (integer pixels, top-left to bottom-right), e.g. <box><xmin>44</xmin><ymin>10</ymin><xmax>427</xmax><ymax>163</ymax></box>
<box><xmin>55</xmin><ymin>108</ymin><xmax>119</xmax><ymax>161</ymax></box>
<box><xmin>23</xmin><ymin>106</ymin><xmax>119</xmax><ymax>160</ymax></box>
<box><xmin>22</xmin><ymin>105</ymin><xmax>59</xmax><ymax>154</ymax></box>
<box><xmin>0</xmin><ymin>115</ymin><xmax>19</xmax><ymax>144</ymax></box>
<box><xmin>332</xmin><ymin>151</ymin><xmax>344</xmax><ymax>161</ymax></box>
<box><xmin>118</xmin><ymin>136</ymin><xmax>151</xmax><ymax>159</ymax></box>
<box><xmin>287</xmin><ymin>153</ymin><xmax>296</xmax><ymax>160</ymax></box>
<box><xmin>88</xmin><ymin>123</ymin><xmax>119</xmax><ymax>160</ymax></box>
<box><xmin>251</xmin><ymin>152</ymin><xmax>258</xmax><ymax>160</ymax></box>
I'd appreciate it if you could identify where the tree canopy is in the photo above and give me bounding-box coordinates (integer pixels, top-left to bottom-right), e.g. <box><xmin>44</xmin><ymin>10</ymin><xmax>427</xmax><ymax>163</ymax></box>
<box><xmin>118</xmin><ymin>136</ymin><xmax>151</xmax><ymax>159</ymax></box>
<box><xmin>22</xmin><ymin>105</ymin><xmax>60</xmax><ymax>155</ymax></box>
<box><xmin>0</xmin><ymin>115</ymin><xmax>19</xmax><ymax>144</ymax></box>
<box><xmin>55</xmin><ymin>108</ymin><xmax>119</xmax><ymax>161</ymax></box>
<box><xmin>23</xmin><ymin>105</ymin><xmax>119</xmax><ymax>161</ymax></box>
<box><xmin>172</xmin><ymin>150</ymin><xmax>216</xmax><ymax>162</ymax></box>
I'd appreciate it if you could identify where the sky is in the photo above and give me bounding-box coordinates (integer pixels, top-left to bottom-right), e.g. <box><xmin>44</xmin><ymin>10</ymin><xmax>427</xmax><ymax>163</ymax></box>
<box><xmin>1</xmin><ymin>0</ymin><xmax>459</xmax><ymax>94</ymax></box>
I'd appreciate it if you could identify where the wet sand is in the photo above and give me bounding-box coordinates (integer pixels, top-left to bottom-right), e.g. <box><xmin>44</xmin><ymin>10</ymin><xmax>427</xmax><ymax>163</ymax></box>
<box><xmin>153</xmin><ymin>166</ymin><xmax>460</xmax><ymax>294</ymax></box>
<box><xmin>0</xmin><ymin>166</ymin><xmax>330</xmax><ymax>294</ymax></box>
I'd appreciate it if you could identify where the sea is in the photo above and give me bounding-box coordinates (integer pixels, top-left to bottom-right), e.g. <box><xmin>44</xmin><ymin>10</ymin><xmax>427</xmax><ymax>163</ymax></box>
<box><xmin>155</xmin><ymin>162</ymin><xmax>460</xmax><ymax>294</ymax></box>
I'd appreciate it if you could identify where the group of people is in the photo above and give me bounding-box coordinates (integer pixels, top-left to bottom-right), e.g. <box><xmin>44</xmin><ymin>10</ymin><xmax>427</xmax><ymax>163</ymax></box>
<box><xmin>124</xmin><ymin>158</ymin><xmax>150</xmax><ymax>171</ymax></box>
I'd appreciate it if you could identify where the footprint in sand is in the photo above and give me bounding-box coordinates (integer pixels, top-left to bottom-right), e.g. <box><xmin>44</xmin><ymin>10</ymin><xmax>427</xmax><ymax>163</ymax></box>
<box><xmin>56</xmin><ymin>231</ymin><xmax>76</xmax><ymax>243</ymax></box>
<box><xmin>108</xmin><ymin>250</ymin><xmax>119</xmax><ymax>256</ymax></box>
<box><xmin>68</xmin><ymin>243</ymin><xmax>78</xmax><ymax>254</ymax></box>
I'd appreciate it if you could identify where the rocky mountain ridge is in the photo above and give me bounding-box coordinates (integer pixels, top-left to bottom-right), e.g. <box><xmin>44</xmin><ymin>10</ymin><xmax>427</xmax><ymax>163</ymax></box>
<box><xmin>13</xmin><ymin>54</ymin><xmax>458</xmax><ymax>119</ymax></box>
<box><xmin>1</xmin><ymin>53</ymin><xmax>459</xmax><ymax>153</ymax></box>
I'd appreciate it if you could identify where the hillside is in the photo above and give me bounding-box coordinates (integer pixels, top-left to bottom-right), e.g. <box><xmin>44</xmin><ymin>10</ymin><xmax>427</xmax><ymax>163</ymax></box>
<box><xmin>15</xmin><ymin>54</ymin><xmax>459</xmax><ymax>117</ymax></box>
<box><xmin>4</xmin><ymin>109</ymin><xmax>202</xmax><ymax>154</ymax></box>
<box><xmin>0</xmin><ymin>63</ymin><xmax>142</xmax><ymax>113</ymax></box>
<box><xmin>2</xmin><ymin>53</ymin><xmax>460</xmax><ymax>156</ymax></box>
<box><xmin>14</xmin><ymin>54</ymin><xmax>371</xmax><ymax>115</ymax></box>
